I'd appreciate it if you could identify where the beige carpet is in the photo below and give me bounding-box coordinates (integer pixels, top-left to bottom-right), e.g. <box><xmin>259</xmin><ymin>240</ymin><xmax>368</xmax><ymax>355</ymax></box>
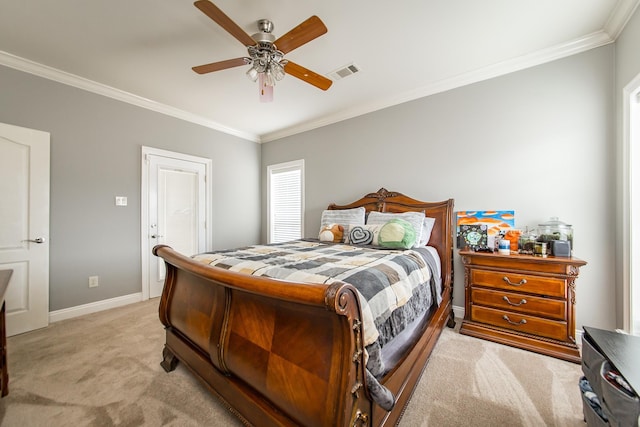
<box><xmin>0</xmin><ymin>299</ymin><xmax>585</xmax><ymax>426</ymax></box>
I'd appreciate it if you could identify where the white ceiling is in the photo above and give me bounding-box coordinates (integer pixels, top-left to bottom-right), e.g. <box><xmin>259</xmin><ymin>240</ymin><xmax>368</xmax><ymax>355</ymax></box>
<box><xmin>1</xmin><ymin>0</ymin><xmax>638</xmax><ymax>143</ymax></box>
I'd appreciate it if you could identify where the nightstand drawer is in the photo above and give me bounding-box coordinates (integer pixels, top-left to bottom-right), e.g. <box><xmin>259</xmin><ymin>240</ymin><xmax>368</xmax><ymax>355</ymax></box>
<box><xmin>470</xmin><ymin>269</ymin><xmax>566</xmax><ymax>297</ymax></box>
<box><xmin>471</xmin><ymin>287</ymin><xmax>566</xmax><ymax>320</ymax></box>
<box><xmin>470</xmin><ymin>305</ymin><xmax>568</xmax><ymax>341</ymax></box>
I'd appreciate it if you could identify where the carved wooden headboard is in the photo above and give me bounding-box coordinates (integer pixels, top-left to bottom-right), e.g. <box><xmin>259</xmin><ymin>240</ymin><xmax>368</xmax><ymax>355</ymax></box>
<box><xmin>327</xmin><ymin>188</ymin><xmax>454</xmax><ymax>291</ymax></box>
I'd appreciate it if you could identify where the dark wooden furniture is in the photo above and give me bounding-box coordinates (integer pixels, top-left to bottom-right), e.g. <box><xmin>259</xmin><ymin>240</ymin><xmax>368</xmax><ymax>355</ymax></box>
<box><xmin>0</xmin><ymin>269</ymin><xmax>12</xmax><ymax>397</ymax></box>
<box><xmin>153</xmin><ymin>189</ymin><xmax>455</xmax><ymax>427</ymax></box>
<box><xmin>459</xmin><ymin>250</ymin><xmax>586</xmax><ymax>363</ymax></box>
<box><xmin>581</xmin><ymin>326</ymin><xmax>640</xmax><ymax>426</ymax></box>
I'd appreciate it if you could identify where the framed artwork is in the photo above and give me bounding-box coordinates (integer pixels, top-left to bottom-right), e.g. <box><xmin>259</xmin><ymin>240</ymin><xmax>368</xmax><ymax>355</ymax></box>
<box><xmin>457</xmin><ymin>223</ymin><xmax>488</xmax><ymax>248</ymax></box>
<box><xmin>456</xmin><ymin>210</ymin><xmax>515</xmax><ymax>248</ymax></box>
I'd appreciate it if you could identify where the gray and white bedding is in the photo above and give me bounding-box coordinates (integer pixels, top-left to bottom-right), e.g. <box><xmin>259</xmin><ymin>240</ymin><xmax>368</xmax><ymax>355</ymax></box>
<box><xmin>193</xmin><ymin>239</ymin><xmax>442</xmax><ymax>410</ymax></box>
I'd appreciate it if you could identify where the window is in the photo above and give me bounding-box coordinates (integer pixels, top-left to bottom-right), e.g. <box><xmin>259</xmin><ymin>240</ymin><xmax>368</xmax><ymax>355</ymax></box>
<box><xmin>267</xmin><ymin>160</ymin><xmax>304</xmax><ymax>244</ymax></box>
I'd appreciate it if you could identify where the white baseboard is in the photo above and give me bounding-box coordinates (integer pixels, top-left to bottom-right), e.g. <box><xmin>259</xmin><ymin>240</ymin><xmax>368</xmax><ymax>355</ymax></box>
<box><xmin>49</xmin><ymin>292</ymin><xmax>143</xmax><ymax>323</ymax></box>
<box><xmin>575</xmin><ymin>328</ymin><xmax>583</xmax><ymax>347</ymax></box>
<box><xmin>452</xmin><ymin>304</ymin><xmax>464</xmax><ymax>319</ymax></box>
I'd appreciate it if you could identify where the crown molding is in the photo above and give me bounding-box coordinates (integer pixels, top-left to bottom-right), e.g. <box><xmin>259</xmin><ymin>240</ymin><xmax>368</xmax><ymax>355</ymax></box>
<box><xmin>0</xmin><ymin>50</ymin><xmax>260</xmax><ymax>143</ymax></box>
<box><xmin>3</xmin><ymin>0</ymin><xmax>636</xmax><ymax>147</ymax></box>
<box><xmin>260</xmin><ymin>30</ymin><xmax>615</xmax><ymax>143</ymax></box>
<box><xmin>604</xmin><ymin>0</ymin><xmax>640</xmax><ymax>39</ymax></box>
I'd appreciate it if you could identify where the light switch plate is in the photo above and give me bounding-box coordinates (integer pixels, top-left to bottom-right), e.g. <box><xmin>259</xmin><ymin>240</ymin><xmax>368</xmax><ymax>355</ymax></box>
<box><xmin>115</xmin><ymin>196</ymin><xmax>127</xmax><ymax>206</ymax></box>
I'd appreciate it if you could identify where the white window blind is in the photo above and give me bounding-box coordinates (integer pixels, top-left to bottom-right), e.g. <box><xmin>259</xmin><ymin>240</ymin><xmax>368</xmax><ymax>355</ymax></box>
<box><xmin>268</xmin><ymin>160</ymin><xmax>304</xmax><ymax>243</ymax></box>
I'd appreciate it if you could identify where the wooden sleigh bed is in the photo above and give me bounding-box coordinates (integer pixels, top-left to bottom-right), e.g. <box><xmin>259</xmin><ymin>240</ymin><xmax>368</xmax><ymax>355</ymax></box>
<box><xmin>153</xmin><ymin>188</ymin><xmax>454</xmax><ymax>426</ymax></box>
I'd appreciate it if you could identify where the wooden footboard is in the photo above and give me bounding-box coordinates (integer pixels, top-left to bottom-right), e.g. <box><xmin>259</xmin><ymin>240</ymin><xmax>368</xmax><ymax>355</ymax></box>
<box><xmin>155</xmin><ymin>245</ymin><xmax>452</xmax><ymax>427</ymax></box>
<box><xmin>153</xmin><ymin>189</ymin><xmax>454</xmax><ymax>426</ymax></box>
<box><xmin>155</xmin><ymin>245</ymin><xmax>372</xmax><ymax>426</ymax></box>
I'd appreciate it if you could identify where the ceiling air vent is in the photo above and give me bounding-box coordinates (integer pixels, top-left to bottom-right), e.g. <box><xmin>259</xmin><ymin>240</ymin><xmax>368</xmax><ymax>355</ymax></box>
<box><xmin>329</xmin><ymin>63</ymin><xmax>360</xmax><ymax>81</ymax></box>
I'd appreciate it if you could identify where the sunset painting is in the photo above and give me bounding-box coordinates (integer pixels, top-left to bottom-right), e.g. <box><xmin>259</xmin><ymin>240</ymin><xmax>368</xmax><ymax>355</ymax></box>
<box><xmin>456</xmin><ymin>210</ymin><xmax>515</xmax><ymax>247</ymax></box>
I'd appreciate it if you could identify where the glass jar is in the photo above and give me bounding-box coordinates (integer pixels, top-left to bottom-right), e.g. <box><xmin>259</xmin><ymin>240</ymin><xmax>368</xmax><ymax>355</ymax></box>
<box><xmin>537</xmin><ymin>217</ymin><xmax>573</xmax><ymax>251</ymax></box>
<box><xmin>518</xmin><ymin>228</ymin><xmax>537</xmax><ymax>255</ymax></box>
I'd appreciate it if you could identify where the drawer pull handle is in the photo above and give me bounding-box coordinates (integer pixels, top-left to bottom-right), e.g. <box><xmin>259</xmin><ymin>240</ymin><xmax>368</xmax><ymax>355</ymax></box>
<box><xmin>502</xmin><ymin>296</ymin><xmax>527</xmax><ymax>306</ymax></box>
<box><xmin>502</xmin><ymin>315</ymin><xmax>527</xmax><ymax>326</ymax></box>
<box><xmin>503</xmin><ymin>276</ymin><xmax>527</xmax><ymax>286</ymax></box>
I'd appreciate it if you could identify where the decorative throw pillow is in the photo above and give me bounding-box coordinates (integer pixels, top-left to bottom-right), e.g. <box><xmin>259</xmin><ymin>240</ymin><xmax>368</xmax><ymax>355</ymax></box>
<box><xmin>318</xmin><ymin>224</ymin><xmax>344</xmax><ymax>243</ymax></box>
<box><xmin>320</xmin><ymin>207</ymin><xmax>366</xmax><ymax>242</ymax></box>
<box><xmin>366</xmin><ymin>211</ymin><xmax>425</xmax><ymax>248</ymax></box>
<box><xmin>378</xmin><ymin>219</ymin><xmax>417</xmax><ymax>249</ymax></box>
<box><xmin>346</xmin><ymin>224</ymin><xmax>383</xmax><ymax>245</ymax></box>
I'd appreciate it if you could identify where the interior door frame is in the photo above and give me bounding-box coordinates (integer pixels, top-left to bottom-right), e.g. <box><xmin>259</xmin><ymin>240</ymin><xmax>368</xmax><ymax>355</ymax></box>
<box><xmin>622</xmin><ymin>73</ymin><xmax>640</xmax><ymax>334</ymax></box>
<box><xmin>141</xmin><ymin>146</ymin><xmax>212</xmax><ymax>300</ymax></box>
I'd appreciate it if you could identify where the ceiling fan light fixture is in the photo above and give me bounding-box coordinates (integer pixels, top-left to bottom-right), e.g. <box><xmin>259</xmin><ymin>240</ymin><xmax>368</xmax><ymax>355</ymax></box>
<box><xmin>264</xmin><ymin>70</ymin><xmax>276</xmax><ymax>87</ymax></box>
<box><xmin>271</xmin><ymin>62</ymin><xmax>286</xmax><ymax>81</ymax></box>
<box><xmin>259</xmin><ymin>72</ymin><xmax>274</xmax><ymax>102</ymax></box>
<box><xmin>246</xmin><ymin>66</ymin><xmax>259</xmax><ymax>82</ymax></box>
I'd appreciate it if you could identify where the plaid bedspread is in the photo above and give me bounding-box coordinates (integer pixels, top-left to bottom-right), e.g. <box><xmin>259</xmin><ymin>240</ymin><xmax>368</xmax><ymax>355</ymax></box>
<box><xmin>193</xmin><ymin>240</ymin><xmax>436</xmax><ymax>348</ymax></box>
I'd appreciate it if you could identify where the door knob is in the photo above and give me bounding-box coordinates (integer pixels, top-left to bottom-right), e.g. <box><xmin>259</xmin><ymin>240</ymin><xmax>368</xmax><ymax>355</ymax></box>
<box><xmin>25</xmin><ymin>237</ymin><xmax>46</xmax><ymax>244</ymax></box>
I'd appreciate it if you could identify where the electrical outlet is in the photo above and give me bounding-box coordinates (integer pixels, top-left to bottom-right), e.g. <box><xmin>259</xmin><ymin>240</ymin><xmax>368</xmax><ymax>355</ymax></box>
<box><xmin>89</xmin><ymin>276</ymin><xmax>99</xmax><ymax>288</ymax></box>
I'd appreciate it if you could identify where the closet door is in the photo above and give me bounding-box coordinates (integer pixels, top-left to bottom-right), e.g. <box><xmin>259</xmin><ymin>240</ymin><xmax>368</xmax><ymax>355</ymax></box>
<box><xmin>142</xmin><ymin>147</ymin><xmax>211</xmax><ymax>299</ymax></box>
<box><xmin>0</xmin><ymin>122</ymin><xmax>50</xmax><ymax>335</ymax></box>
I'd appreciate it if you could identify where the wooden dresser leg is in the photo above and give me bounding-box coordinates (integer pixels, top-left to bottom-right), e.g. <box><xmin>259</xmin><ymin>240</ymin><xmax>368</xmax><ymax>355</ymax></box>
<box><xmin>160</xmin><ymin>345</ymin><xmax>179</xmax><ymax>372</ymax></box>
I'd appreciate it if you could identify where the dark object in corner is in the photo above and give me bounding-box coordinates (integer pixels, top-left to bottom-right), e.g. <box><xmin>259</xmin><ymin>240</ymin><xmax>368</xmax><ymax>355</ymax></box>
<box><xmin>580</xmin><ymin>327</ymin><xmax>640</xmax><ymax>426</ymax></box>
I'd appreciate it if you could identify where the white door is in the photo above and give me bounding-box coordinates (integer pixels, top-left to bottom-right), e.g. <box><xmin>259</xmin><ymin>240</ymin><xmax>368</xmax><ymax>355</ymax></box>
<box><xmin>0</xmin><ymin>122</ymin><xmax>50</xmax><ymax>336</ymax></box>
<box><xmin>141</xmin><ymin>147</ymin><xmax>211</xmax><ymax>299</ymax></box>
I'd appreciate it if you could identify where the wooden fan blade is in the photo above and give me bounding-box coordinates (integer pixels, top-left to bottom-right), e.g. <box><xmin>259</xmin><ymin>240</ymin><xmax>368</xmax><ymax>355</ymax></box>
<box><xmin>284</xmin><ymin>61</ymin><xmax>332</xmax><ymax>91</ymax></box>
<box><xmin>274</xmin><ymin>16</ymin><xmax>327</xmax><ymax>54</ymax></box>
<box><xmin>192</xmin><ymin>58</ymin><xmax>247</xmax><ymax>74</ymax></box>
<box><xmin>194</xmin><ymin>1</ymin><xmax>255</xmax><ymax>47</ymax></box>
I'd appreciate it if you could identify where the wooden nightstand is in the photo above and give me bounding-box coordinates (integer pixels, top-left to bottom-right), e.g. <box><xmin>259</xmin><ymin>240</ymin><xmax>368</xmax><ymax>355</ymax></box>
<box><xmin>459</xmin><ymin>250</ymin><xmax>586</xmax><ymax>363</ymax></box>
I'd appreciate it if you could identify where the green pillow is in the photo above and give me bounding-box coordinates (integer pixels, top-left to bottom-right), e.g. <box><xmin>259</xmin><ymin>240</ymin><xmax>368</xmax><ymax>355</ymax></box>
<box><xmin>378</xmin><ymin>219</ymin><xmax>417</xmax><ymax>249</ymax></box>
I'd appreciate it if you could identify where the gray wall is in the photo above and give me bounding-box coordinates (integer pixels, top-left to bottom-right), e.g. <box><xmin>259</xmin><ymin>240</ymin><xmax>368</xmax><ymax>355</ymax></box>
<box><xmin>0</xmin><ymin>65</ymin><xmax>261</xmax><ymax>311</ymax></box>
<box><xmin>3</xmin><ymin>10</ymin><xmax>638</xmax><ymax>330</ymax></box>
<box><xmin>262</xmin><ymin>45</ymin><xmax>617</xmax><ymax>331</ymax></box>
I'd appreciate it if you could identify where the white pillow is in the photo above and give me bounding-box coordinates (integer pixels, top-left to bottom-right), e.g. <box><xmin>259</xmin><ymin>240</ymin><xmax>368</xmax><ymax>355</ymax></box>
<box><xmin>366</xmin><ymin>211</ymin><xmax>425</xmax><ymax>248</ymax></box>
<box><xmin>420</xmin><ymin>217</ymin><xmax>436</xmax><ymax>246</ymax></box>
<box><xmin>320</xmin><ymin>207</ymin><xmax>366</xmax><ymax>242</ymax></box>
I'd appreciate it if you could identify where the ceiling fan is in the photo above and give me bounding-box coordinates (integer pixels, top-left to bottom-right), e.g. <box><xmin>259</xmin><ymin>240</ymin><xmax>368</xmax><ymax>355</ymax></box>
<box><xmin>192</xmin><ymin>0</ymin><xmax>332</xmax><ymax>102</ymax></box>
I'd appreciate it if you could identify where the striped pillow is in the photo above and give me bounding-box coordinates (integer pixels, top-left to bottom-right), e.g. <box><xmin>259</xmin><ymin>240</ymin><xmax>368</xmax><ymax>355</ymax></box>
<box><xmin>320</xmin><ymin>207</ymin><xmax>366</xmax><ymax>242</ymax></box>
